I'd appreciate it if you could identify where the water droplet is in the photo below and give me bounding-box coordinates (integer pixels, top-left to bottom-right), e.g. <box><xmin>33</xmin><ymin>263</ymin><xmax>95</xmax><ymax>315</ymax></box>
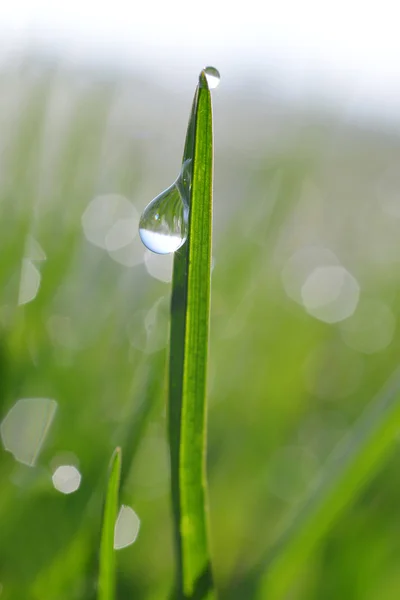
<box><xmin>203</xmin><ymin>66</ymin><xmax>220</xmax><ymax>89</ymax></box>
<box><xmin>139</xmin><ymin>161</ymin><xmax>191</xmax><ymax>255</ymax></box>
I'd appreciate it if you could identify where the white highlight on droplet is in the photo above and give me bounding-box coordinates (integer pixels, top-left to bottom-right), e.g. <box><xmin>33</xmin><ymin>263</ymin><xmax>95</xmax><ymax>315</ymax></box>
<box><xmin>18</xmin><ymin>259</ymin><xmax>41</xmax><ymax>305</ymax></box>
<box><xmin>340</xmin><ymin>299</ymin><xmax>396</xmax><ymax>354</ymax></box>
<box><xmin>0</xmin><ymin>398</ymin><xmax>57</xmax><ymax>466</ymax></box>
<box><xmin>301</xmin><ymin>265</ymin><xmax>360</xmax><ymax>323</ymax></box>
<box><xmin>82</xmin><ymin>194</ymin><xmax>138</xmax><ymax>250</ymax></box>
<box><xmin>144</xmin><ymin>250</ymin><xmax>173</xmax><ymax>283</ymax></box>
<box><xmin>52</xmin><ymin>465</ymin><xmax>82</xmax><ymax>494</ymax></box>
<box><xmin>114</xmin><ymin>505</ymin><xmax>140</xmax><ymax>549</ymax></box>
<box><xmin>139</xmin><ymin>230</ymin><xmax>183</xmax><ymax>255</ymax></box>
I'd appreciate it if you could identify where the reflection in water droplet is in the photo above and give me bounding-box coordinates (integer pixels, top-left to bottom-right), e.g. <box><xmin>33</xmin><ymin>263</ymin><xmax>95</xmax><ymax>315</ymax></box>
<box><xmin>52</xmin><ymin>465</ymin><xmax>82</xmax><ymax>494</ymax></box>
<box><xmin>139</xmin><ymin>161</ymin><xmax>191</xmax><ymax>255</ymax></box>
<box><xmin>0</xmin><ymin>398</ymin><xmax>57</xmax><ymax>466</ymax></box>
<box><xmin>203</xmin><ymin>66</ymin><xmax>221</xmax><ymax>89</ymax></box>
<box><xmin>18</xmin><ymin>259</ymin><xmax>41</xmax><ymax>305</ymax></box>
<box><xmin>114</xmin><ymin>505</ymin><xmax>140</xmax><ymax>549</ymax></box>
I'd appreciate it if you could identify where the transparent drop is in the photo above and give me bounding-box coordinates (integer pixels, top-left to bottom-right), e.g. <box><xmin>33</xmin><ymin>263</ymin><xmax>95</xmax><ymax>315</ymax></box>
<box><xmin>139</xmin><ymin>161</ymin><xmax>191</xmax><ymax>255</ymax></box>
<box><xmin>203</xmin><ymin>66</ymin><xmax>220</xmax><ymax>89</ymax></box>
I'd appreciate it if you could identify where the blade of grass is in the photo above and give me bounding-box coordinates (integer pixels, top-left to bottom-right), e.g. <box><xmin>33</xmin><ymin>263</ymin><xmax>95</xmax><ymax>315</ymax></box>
<box><xmin>98</xmin><ymin>447</ymin><xmax>122</xmax><ymax>600</ymax></box>
<box><xmin>257</xmin><ymin>367</ymin><xmax>400</xmax><ymax>599</ymax></box>
<box><xmin>168</xmin><ymin>71</ymin><xmax>215</xmax><ymax>599</ymax></box>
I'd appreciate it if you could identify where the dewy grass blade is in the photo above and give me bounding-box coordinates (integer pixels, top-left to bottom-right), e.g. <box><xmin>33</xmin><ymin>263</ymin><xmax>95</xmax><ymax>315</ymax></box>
<box><xmin>169</xmin><ymin>71</ymin><xmax>215</xmax><ymax>599</ymax></box>
<box><xmin>98</xmin><ymin>447</ymin><xmax>122</xmax><ymax>600</ymax></box>
<box><xmin>257</xmin><ymin>367</ymin><xmax>400</xmax><ymax>599</ymax></box>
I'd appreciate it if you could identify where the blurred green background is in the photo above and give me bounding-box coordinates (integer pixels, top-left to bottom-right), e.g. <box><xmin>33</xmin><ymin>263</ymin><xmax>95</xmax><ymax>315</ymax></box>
<box><xmin>1</xmin><ymin>55</ymin><xmax>400</xmax><ymax>600</ymax></box>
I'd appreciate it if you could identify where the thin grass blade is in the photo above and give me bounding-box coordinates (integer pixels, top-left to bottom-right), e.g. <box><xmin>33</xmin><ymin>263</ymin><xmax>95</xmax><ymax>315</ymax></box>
<box><xmin>168</xmin><ymin>71</ymin><xmax>216</xmax><ymax>599</ymax></box>
<box><xmin>98</xmin><ymin>447</ymin><xmax>122</xmax><ymax>600</ymax></box>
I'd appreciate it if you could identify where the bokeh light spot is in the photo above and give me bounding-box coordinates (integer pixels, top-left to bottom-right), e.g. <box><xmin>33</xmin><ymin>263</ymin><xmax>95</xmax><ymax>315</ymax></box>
<box><xmin>281</xmin><ymin>246</ymin><xmax>341</xmax><ymax>305</ymax></box>
<box><xmin>114</xmin><ymin>505</ymin><xmax>140</xmax><ymax>549</ymax></box>
<box><xmin>52</xmin><ymin>465</ymin><xmax>81</xmax><ymax>494</ymax></box>
<box><xmin>82</xmin><ymin>194</ymin><xmax>138</xmax><ymax>250</ymax></box>
<box><xmin>107</xmin><ymin>235</ymin><xmax>145</xmax><ymax>267</ymax></box>
<box><xmin>18</xmin><ymin>259</ymin><xmax>41</xmax><ymax>306</ymax></box>
<box><xmin>1</xmin><ymin>398</ymin><xmax>57</xmax><ymax>466</ymax></box>
<box><xmin>301</xmin><ymin>265</ymin><xmax>360</xmax><ymax>323</ymax></box>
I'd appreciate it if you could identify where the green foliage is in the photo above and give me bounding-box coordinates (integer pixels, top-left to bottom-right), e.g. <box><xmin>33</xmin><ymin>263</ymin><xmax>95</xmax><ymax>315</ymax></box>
<box><xmin>1</xmin><ymin>60</ymin><xmax>400</xmax><ymax>600</ymax></box>
<box><xmin>169</xmin><ymin>72</ymin><xmax>215</xmax><ymax>599</ymax></box>
<box><xmin>98</xmin><ymin>447</ymin><xmax>121</xmax><ymax>600</ymax></box>
<box><xmin>258</xmin><ymin>368</ymin><xmax>400</xmax><ymax>598</ymax></box>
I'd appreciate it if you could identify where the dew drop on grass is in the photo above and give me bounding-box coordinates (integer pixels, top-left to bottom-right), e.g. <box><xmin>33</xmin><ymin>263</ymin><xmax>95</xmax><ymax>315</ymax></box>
<box><xmin>139</xmin><ymin>160</ymin><xmax>191</xmax><ymax>254</ymax></box>
<box><xmin>203</xmin><ymin>66</ymin><xmax>220</xmax><ymax>89</ymax></box>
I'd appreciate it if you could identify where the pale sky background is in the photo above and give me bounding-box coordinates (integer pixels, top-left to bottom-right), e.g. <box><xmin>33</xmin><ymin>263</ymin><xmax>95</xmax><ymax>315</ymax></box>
<box><xmin>1</xmin><ymin>0</ymin><xmax>400</xmax><ymax>120</ymax></box>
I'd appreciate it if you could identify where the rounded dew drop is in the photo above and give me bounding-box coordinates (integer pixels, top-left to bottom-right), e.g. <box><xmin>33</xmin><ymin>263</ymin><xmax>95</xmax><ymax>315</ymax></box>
<box><xmin>139</xmin><ymin>163</ymin><xmax>191</xmax><ymax>255</ymax></box>
<box><xmin>203</xmin><ymin>66</ymin><xmax>220</xmax><ymax>89</ymax></box>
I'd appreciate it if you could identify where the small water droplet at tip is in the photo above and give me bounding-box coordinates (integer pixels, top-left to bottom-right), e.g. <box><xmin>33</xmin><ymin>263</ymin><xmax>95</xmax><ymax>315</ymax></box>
<box><xmin>203</xmin><ymin>66</ymin><xmax>220</xmax><ymax>89</ymax></box>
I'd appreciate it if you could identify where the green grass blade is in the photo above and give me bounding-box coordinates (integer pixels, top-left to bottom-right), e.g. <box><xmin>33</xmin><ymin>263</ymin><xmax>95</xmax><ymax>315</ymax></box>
<box><xmin>168</xmin><ymin>71</ymin><xmax>215</xmax><ymax>600</ymax></box>
<box><xmin>98</xmin><ymin>447</ymin><xmax>122</xmax><ymax>600</ymax></box>
<box><xmin>258</xmin><ymin>367</ymin><xmax>400</xmax><ymax>599</ymax></box>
